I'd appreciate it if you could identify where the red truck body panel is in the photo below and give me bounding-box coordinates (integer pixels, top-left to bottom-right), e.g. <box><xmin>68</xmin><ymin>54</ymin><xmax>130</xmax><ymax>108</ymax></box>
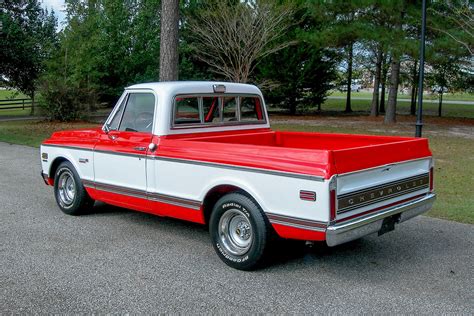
<box><xmin>44</xmin><ymin>127</ymin><xmax>432</xmax><ymax>180</ymax></box>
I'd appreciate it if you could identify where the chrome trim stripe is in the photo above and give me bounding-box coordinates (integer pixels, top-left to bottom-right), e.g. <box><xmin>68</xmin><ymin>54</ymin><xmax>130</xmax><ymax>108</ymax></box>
<box><xmin>266</xmin><ymin>213</ymin><xmax>327</xmax><ymax>232</ymax></box>
<box><xmin>337</xmin><ymin>173</ymin><xmax>430</xmax><ymax>214</ymax></box>
<box><xmin>147</xmin><ymin>192</ymin><xmax>202</xmax><ymax>210</ymax></box>
<box><xmin>338</xmin><ymin>173</ymin><xmax>429</xmax><ymax>198</ymax></box>
<box><xmin>96</xmin><ymin>182</ymin><xmax>146</xmax><ymax>199</ymax></box>
<box><xmin>82</xmin><ymin>179</ymin><xmax>94</xmax><ymax>188</ymax></box>
<box><xmin>41</xmin><ymin>144</ymin><xmax>325</xmax><ymax>181</ymax></box>
<box><xmin>42</xmin><ymin>144</ymin><xmax>93</xmax><ymax>152</ymax></box>
<box><xmin>151</xmin><ymin>156</ymin><xmax>326</xmax><ymax>182</ymax></box>
<box><xmin>337</xmin><ymin>186</ymin><xmax>429</xmax><ymax>214</ymax></box>
<box><xmin>82</xmin><ymin>180</ymin><xmax>202</xmax><ymax>210</ymax></box>
<box><xmin>171</xmin><ymin>120</ymin><xmax>268</xmax><ymax>130</ymax></box>
<box><xmin>326</xmin><ymin>194</ymin><xmax>436</xmax><ymax>247</ymax></box>
<box><xmin>268</xmin><ymin>219</ymin><xmax>326</xmax><ymax>232</ymax></box>
<box><xmin>94</xmin><ymin>149</ymin><xmax>146</xmax><ymax>158</ymax></box>
<box><xmin>43</xmin><ymin>144</ymin><xmax>146</xmax><ymax>158</ymax></box>
<box><xmin>338</xmin><ymin>157</ymin><xmax>432</xmax><ymax>177</ymax></box>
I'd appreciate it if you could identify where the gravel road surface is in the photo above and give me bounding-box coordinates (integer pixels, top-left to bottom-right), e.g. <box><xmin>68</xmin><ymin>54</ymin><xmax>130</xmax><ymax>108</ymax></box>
<box><xmin>0</xmin><ymin>142</ymin><xmax>472</xmax><ymax>313</ymax></box>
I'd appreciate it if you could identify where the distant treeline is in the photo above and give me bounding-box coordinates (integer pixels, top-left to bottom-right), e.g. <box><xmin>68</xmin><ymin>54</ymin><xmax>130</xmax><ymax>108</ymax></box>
<box><xmin>1</xmin><ymin>0</ymin><xmax>472</xmax><ymax>121</ymax></box>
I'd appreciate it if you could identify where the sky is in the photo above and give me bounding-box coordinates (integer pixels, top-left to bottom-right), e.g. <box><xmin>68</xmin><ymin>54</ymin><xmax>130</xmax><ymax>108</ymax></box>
<box><xmin>41</xmin><ymin>0</ymin><xmax>66</xmax><ymax>27</ymax></box>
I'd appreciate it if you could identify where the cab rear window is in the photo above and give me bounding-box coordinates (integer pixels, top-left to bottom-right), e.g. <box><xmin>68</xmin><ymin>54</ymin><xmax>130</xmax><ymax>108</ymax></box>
<box><xmin>172</xmin><ymin>94</ymin><xmax>265</xmax><ymax>127</ymax></box>
<box><xmin>175</xmin><ymin>97</ymin><xmax>200</xmax><ymax>125</ymax></box>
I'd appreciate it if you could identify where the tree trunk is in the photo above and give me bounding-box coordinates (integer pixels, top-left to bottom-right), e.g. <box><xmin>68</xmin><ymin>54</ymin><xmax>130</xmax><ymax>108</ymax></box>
<box><xmin>370</xmin><ymin>49</ymin><xmax>383</xmax><ymax>117</ymax></box>
<box><xmin>159</xmin><ymin>0</ymin><xmax>179</xmax><ymax>81</ymax></box>
<box><xmin>384</xmin><ymin>8</ymin><xmax>405</xmax><ymax>124</ymax></box>
<box><xmin>410</xmin><ymin>60</ymin><xmax>418</xmax><ymax>115</ymax></box>
<box><xmin>345</xmin><ymin>42</ymin><xmax>353</xmax><ymax>113</ymax></box>
<box><xmin>384</xmin><ymin>57</ymin><xmax>401</xmax><ymax>124</ymax></box>
<box><xmin>289</xmin><ymin>96</ymin><xmax>297</xmax><ymax>115</ymax></box>
<box><xmin>379</xmin><ymin>55</ymin><xmax>389</xmax><ymax>113</ymax></box>
<box><xmin>30</xmin><ymin>91</ymin><xmax>35</xmax><ymax>116</ymax></box>
<box><xmin>438</xmin><ymin>90</ymin><xmax>443</xmax><ymax>117</ymax></box>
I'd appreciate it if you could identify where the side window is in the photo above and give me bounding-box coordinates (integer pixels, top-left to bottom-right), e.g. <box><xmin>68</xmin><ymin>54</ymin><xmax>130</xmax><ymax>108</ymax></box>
<box><xmin>174</xmin><ymin>97</ymin><xmax>200</xmax><ymax>124</ymax></box>
<box><xmin>222</xmin><ymin>97</ymin><xmax>237</xmax><ymax>122</ymax></box>
<box><xmin>203</xmin><ymin>96</ymin><xmax>220</xmax><ymax>122</ymax></box>
<box><xmin>118</xmin><ymin>93</ymin><xmax>155</xmax><ymax>133</ymax></box>
<box><xmin>108</xmin><ymin>96</ymin><xmax>127</xmax><ymax>130</ymax></box>
<box><xmin>240</xmin><ymin>96</ymin><xmax>264</xmax><ymax>121</ymax></box>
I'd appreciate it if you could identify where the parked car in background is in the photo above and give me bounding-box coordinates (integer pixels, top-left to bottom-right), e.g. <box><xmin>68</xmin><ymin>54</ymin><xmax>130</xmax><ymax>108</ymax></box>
<box><xmin>338</xmin><ymin>80</ymin><xmax>362</xmax><ymax>92</ymax></box>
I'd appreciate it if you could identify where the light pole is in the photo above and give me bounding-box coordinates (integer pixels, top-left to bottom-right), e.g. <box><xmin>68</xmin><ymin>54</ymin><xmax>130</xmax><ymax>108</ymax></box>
<box><xmin>415</xmin><ymin>0</ymin><xmax>427</xmax><ymax>137</ymax></box>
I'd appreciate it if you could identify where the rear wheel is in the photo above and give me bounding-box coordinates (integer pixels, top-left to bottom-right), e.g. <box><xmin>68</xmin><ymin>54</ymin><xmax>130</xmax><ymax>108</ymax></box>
<box><xmin>54</xmin><ymin>161</ymin><xmax>94</xmax><ymax>215</ymax></box>
<box><xmin>209</xmin><ymin>193</ymin><xmax>272</xmax><ymax>270</ymax></box>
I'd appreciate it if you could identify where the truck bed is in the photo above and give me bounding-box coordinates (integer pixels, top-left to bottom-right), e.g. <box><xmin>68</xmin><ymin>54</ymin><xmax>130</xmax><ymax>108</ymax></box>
<box><xmin>157</xmin><ymin>129</ymin><xmax>432</xmax><ymax>179</ymax></box>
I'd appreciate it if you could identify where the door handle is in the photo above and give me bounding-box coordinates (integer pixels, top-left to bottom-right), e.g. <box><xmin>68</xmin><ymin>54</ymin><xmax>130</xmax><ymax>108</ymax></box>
<box><xmin>134</xmin><ymin>146</ymin><xmax>146</xmax><ymax>151</ymax></box>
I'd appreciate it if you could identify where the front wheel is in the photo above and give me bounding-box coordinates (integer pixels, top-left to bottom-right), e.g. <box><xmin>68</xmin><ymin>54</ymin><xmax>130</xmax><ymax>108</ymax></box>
<box><xmin>209</xmin><ymin>193</ymin><xmax>272</xmax><ymax>270</ymax></box>
<box><xmin>54</xmin><ymin>161</ymin><xmax>94</xmax><ymax>215</ymax></box>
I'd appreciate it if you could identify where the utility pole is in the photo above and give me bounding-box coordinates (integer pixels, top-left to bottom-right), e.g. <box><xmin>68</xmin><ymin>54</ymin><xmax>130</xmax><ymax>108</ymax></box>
<box><xmin>415</xmin><ymin>0</ymin><xmax>427</xmax><ymax>137</ymax></box>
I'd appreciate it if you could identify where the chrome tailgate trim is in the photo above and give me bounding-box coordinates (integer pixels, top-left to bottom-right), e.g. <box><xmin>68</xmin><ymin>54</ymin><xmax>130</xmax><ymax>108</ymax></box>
<box><xmin>326</xmin><ymin>193</ymin><xmax>436</xmax><ymax>247</ymax></box>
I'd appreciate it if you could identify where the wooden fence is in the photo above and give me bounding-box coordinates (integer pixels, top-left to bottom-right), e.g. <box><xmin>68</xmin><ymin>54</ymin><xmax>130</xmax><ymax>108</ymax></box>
<box><xmin>0</xmin><ymin>98</ymin><xmax>33</xmax><ymax>111</ymax></box>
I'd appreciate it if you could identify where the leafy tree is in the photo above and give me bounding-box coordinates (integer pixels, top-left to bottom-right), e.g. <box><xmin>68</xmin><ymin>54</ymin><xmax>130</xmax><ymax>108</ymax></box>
<box><xmin>429</xmin><ymin>2</ymin><xmax>473</xmax><ymax>57</ymax></box>
<box><xmin>42</xmin><ymin>0</ymin><xmax>161</xmax><ymax>102</ymax></box>
<box><xmin>0</xmin><ymin>0</ymin><xmax>57</xmax><ymax>113</ymax></box>
<box><xmin>308</xmin><ymin>1</ymin><xmax>368</xmax><ymax>113</ymax></box>
<box><xmin>426</xmin><ymin>1</ymin><xmax>473</xmax><ymax>116</ymax></box>
<box><xmin>256</xmin><ymin>1</ymin><xmax>337</xmax><ymax>115</ymax></box>
<box><xmin>258</xmin><ymin>44</ymin><xmax>337</xmax><ymax>115</ymax></box>
<box><xmin>39</xmin><ymin>79</ymin><xmax>98</xmax><ymax>121</ymax></box>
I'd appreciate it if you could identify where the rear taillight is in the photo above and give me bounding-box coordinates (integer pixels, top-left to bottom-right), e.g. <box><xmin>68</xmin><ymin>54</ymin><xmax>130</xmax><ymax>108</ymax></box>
<box><xmin>429</xmin><ymin>167</ymin><xmax>434</xmax><ymax>191</ymax></box>
<box><xmin>330</xmin><ymin>189</ymin><xmax>336</xmax><ymax>221</ymax></box>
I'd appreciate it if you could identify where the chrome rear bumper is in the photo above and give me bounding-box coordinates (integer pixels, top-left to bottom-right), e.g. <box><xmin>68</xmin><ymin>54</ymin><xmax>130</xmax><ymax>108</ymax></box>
<box><xmin>326</xmin><ymin>193</ymin><xmax>436</xmax><ymax>247</ymax></box>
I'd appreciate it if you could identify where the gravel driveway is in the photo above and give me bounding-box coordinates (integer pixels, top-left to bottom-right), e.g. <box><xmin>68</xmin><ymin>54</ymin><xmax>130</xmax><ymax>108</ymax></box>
<box><xmin>0</xmin><ymin>142</ymin><xmax>472</xmax><ymax>313</ymax></box>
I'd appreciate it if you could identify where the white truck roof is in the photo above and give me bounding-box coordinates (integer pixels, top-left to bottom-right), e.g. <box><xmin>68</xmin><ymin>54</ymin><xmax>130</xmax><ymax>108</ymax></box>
<box><xmin>126</xmin><ymin>81</ymin><xmax>263</xmax><ymax>97</ymax></box>
<box><xmin>119</xmin><ymin>81</ymin><xmax>269</xmax><ymax>136</ymax></box>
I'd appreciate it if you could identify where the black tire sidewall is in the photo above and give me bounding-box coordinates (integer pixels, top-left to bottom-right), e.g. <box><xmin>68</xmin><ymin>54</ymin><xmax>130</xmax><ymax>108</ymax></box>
<box><xmin>53</xmin><ymin>161</ymin><xmax>88</xmax><ymax>215</ymax></box>
<box><xmin>210</xmin><ymin>193</ymin><xmax>268</xmax><ymax>270</ymax></box>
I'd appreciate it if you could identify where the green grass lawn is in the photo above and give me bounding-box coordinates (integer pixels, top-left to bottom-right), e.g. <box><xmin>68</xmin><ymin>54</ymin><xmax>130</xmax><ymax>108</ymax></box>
<box><xmin>329</xmin><ymin>90</ymin><xmax>474</xmax><ymax>102</ymax></box>
<box><xmin>0</xmin><ymin>108</ymin><xmax>33</xmax><ymax>116</ymax></box>
<box><xmin>0</xmin><ymin>118</ymin><xmax>472</xmax><ymax>224</ymax></box>
<box><xmin>0</xmin><ymin>90</ymin><xmax>33</xmax><ymax>116</ymax></box>
<box><xmin>0</xmin><ymin>90</ymin><xmax>27</xmax><ymax>99</ymax></box>
<box><xmin>314</xmin><ymin>98</ymin><xmax>474</xmax><ymax>119</ymax></box>
<box><xmin>0</xmin><ymin>120</ymin><xmax>98</xmax><ymax>147</ymax></box>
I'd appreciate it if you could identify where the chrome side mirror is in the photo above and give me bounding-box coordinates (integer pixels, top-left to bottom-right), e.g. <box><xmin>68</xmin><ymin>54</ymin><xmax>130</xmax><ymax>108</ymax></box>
<box><xmin>103</xmin><ymin>123</ymin><xmax>110</xmax><ymax>134</ymax></box>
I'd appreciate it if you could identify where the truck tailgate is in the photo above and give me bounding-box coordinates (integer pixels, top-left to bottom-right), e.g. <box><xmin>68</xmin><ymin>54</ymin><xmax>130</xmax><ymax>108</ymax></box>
<box><xmin>331</xmin><ymin>137</ymin><xmax>431</xmax><ymax>175</ymax></box>
<box><xmin>332</xmin><ymin>138</ymin><xmax>433</xmax><ymax>222</ymax></box>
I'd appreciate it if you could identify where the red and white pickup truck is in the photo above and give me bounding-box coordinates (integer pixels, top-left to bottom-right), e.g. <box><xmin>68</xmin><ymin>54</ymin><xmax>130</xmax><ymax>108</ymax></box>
<box><xmin>40</xmin><ymin>82</ymin><xmax>436</xmax><ymax>270</ymax></box>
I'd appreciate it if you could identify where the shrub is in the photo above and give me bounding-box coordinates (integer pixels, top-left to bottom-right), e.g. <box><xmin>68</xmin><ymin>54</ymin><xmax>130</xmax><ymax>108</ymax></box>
<box><xmin>39</xmin><ymin>79</ymin><xmax>98</xmax><ymax>121</ymax></box>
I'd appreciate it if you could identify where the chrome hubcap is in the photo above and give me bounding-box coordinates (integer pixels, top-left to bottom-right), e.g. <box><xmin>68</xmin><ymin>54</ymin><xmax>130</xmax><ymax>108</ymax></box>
<box><xmin>58</xmin><ymin>171</ymin><xmax>76</xmax><ymax>206</ymax></box>
<box><xmin>218</xmin><ymin>209</ymin><xmax>253</xmax><ymax>256</ymax></box>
